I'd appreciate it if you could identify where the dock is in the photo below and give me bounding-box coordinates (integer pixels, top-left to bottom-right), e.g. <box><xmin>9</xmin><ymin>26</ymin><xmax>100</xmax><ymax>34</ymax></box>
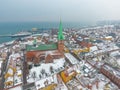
<box><xmin>0</xmin><ymin>34</ymin><xmax>11</xmax><ymax>37</ymax></box>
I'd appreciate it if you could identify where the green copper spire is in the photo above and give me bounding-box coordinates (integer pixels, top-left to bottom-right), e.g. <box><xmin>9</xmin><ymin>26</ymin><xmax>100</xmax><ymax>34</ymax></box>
<box><xmin>58</xmin><ymin>20</ymin><xmax>64</xmax><ymax>40</ymax></box>
<box><xmin>33</xmin><ymin>39</ymin><xmax>37</xmax><ymax>45</ymax></box>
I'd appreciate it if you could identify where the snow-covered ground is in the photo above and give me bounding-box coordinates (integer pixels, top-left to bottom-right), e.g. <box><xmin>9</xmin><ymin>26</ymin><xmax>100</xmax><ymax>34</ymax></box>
<box><xmin>35</xmin><ymin>75</ymin><xmax>55</xmax><ymax>90</ymax></box>
<box><xmin>9</xmin><ymin>86</ymin><xmax>22</xmax><ymax>90</ymax></box>
<box><xmin>27</xmin><ymin>58</ymin><xmax>65</xmax><ymax>83</ymax></box>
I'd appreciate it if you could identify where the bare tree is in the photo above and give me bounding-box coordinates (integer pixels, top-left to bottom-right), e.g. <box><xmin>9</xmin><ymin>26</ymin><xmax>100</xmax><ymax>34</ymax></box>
<box><xmin>39</xmin><ymin>74</ymin><xmax>41</xmax><ymax>79</ymax></box>
<box><xmin>32</xmin><ymin>71</ymin><xmax>36</xmax><ymax>80</ymax></box>
<box><xmin>41</xmin><ymin>69</ymin><xmax>45</xmax><ymax>75</ymax></box>
<box><xmin>50</xmin><ymin>66</ymin><xmax>54</xmax><ymax>74</ymax></box>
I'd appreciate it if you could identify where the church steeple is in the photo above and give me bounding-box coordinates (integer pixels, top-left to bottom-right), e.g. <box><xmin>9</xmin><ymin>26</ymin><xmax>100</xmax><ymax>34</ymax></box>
<box><xmin>58</xmin><ymin>20</ymin><xmax>64</xmax><ymax>53</ymax></box>
<box><xmin>58</xmin><ymin>20</ymin><xmax>64</xmax><ymax>40</ymax></box>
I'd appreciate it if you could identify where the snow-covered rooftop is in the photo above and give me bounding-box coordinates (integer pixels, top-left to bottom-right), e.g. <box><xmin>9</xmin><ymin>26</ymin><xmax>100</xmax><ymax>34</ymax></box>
<box><xmin>65</xmin><ymin>53</ymin><xmax>78</xmax><ymax>64</ymax></box>
<box><xmin>90</xmin><ymin>46</ymin><xmax>98</xmax><ymax>52</ymax></box>
<box><xmin>35</xmin><ymin>75</ymin><xmax>56</xmax><ymax>90</ymax></box>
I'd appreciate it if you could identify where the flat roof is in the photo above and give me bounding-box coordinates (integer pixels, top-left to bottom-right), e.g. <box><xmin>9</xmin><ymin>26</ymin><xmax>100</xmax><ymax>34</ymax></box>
<box><xmin>26</xmin><ymin>43</ymin><xmax>57</xmax><ymax>51</ymax></box>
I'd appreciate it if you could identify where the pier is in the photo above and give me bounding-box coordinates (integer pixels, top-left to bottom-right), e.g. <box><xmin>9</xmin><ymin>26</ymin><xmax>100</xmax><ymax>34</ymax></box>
<box><xmin>0</xmin><ymin>34</ymin><xmax>11</xmax><ymax>37</ymax></box>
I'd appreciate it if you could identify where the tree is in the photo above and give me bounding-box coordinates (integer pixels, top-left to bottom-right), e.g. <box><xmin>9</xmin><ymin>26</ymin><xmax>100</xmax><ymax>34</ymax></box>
<box><xmin>39</xmin><ymin>74</ymin><xmax>41</xmax><ymax>79</ymax></box>
<box><xmin>41</xmin><ymin>69</ymin><xmax>45</xmax><ymax>75</ymax></box>
<box><xmin>32</xmin><ymin>71</ymin><xmax>36</xmax><ymax>80</ymax></box>
<box><xmin>50</xmin><ymin>66</ymin><xmax>54</xmax><ymax>74</ymax></box>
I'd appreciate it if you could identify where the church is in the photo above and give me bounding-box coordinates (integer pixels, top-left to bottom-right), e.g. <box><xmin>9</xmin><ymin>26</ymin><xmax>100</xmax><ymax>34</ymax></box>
<box><xmin>26</xmin><ymin>21</ymin><xmax>64</xmax><ymax>64</ymax></box>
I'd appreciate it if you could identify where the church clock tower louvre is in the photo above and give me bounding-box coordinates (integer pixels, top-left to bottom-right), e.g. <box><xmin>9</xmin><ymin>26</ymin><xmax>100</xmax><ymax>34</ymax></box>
<box><xmin>58</xmin><ymin>20</ymin><xmax>64</xmax><ymax>53</ymax></box>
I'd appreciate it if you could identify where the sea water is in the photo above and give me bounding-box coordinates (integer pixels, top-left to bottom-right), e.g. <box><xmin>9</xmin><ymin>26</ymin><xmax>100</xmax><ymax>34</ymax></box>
<box><xmin>0</xmin><ymin>22</ymin><xmax>90</xmax><ymax>44</ymax></box>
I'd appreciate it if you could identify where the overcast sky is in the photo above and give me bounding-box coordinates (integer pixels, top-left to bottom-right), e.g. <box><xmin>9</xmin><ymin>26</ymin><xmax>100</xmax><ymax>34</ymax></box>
<box><xmin>0</xmin><ymin>0</ymin><xmax>120</xmax><ymax>23</ymax></box>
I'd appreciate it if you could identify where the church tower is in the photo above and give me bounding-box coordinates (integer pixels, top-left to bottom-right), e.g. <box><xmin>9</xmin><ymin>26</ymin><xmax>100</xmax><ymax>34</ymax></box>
<box><xmin>58</xmin><ymin>20</ymin><xmax>64</xmax><ymax>53</ymax></box>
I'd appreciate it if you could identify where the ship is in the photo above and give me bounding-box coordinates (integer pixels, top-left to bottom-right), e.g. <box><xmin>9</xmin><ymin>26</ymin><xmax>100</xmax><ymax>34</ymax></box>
<box><xmin>11</xmin><ymin>31</ymin><xmax>32</xmax><ymax>38</ymax></box>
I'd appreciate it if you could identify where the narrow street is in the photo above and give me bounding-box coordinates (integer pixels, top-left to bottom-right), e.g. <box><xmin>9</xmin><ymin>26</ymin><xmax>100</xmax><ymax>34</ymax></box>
<box><xmin>22</xmin><ymin>49</ymin><xmax>27</xmax><ymax>85</ymax></box>
<box><xmin>0</xmin><ymin>52</ymin><xmax>10</xmax><ymax>90</ymax></box>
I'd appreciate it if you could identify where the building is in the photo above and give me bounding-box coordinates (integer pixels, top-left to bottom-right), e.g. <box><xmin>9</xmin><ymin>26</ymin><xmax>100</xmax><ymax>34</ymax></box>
<box><xmin>100</xmin><ymin>64</ymin><xmax>120</xmax><ymax>88</ymax></box>
<box><xmin>26</xmin><ymin>21</ymin><xmax>64</xmax><ymax>64</ymax></box>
